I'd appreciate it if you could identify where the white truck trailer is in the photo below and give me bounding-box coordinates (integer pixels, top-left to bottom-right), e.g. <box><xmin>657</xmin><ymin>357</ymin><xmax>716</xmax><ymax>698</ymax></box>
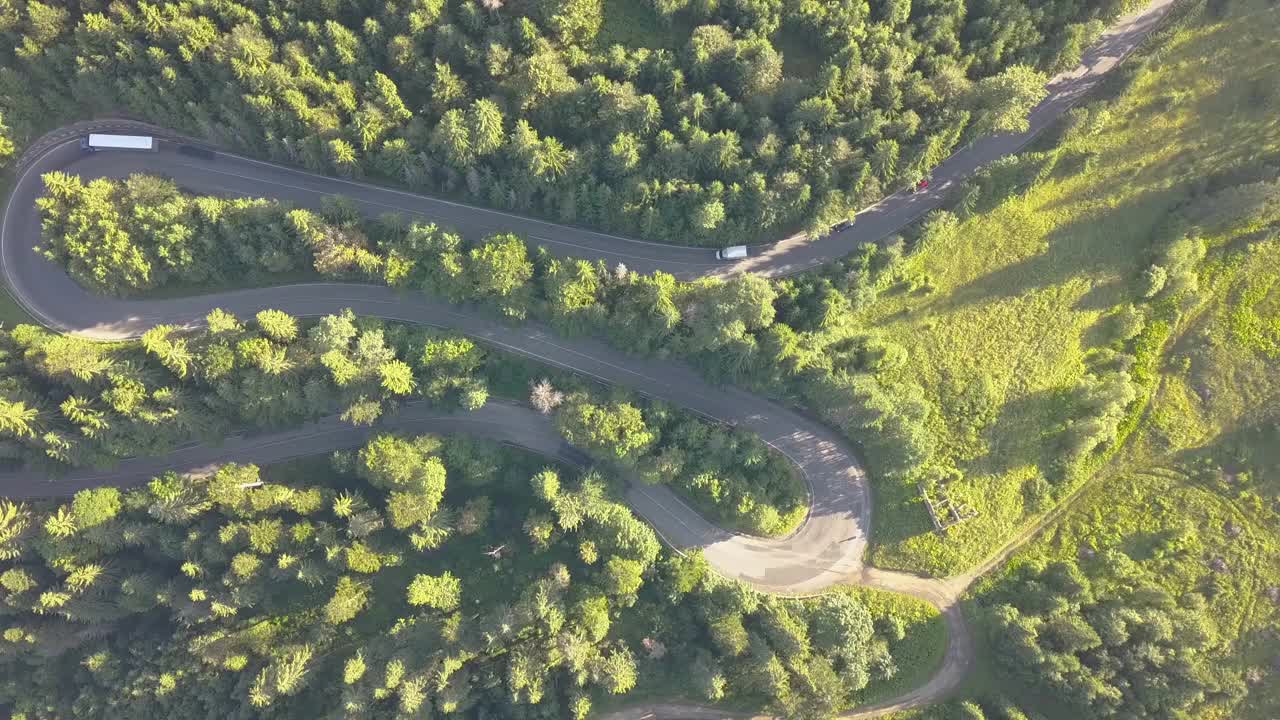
<box><xmin>81</xmin><ymin>134</ymin><xmax>156</xmax><ymax>151</ymax></box>
<box><xmin>715</xmin><ymin>245</ymin><xmax>748</xmax><ymax>260</ymax></box>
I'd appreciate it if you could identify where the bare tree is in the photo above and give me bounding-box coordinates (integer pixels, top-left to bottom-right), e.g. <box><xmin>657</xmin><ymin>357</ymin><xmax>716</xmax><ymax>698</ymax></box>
<box><xmin>479</xmin><ymin>0</ymin><xmax>504</xmax><ymax>16</ymax></box>
<box><xmin>529</xmin><ymin>379</ymin><xmax>564</xmax><ymax>414</ymax></box>
<box><xmin>642</xmin><ymin>637</ymin><xmax>667</xmax><ymax>659</ymax></box>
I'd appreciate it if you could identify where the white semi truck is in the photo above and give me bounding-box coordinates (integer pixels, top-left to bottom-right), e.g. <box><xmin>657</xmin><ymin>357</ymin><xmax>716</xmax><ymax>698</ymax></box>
<box><xmin>81</xmin><ymin>134</ymin><xmax>156</xmax><ymax>151</ymax></box>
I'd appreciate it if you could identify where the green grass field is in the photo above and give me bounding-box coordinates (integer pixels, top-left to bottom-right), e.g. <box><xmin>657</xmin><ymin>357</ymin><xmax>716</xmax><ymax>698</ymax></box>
<box><xmin>598</xmin><ymin>0</ymin><xmax>693</xmax><ymax>50</ymax></box>
<box><xmin>917</xmin><ymin>0</ymin><xmax>1280</xmax><ymax>715</ymax></box>
<box><xmin>863</xmin><ymin>0</ymin><xmax>1280</xmax><ymax>576</ymax></box>
<box><xmin>773</xmin><ymin>22</ymin><xmax>826</xmax><ymax>79</ymax></box>
<box><xmin>0</xmin><ymin>174</ymin><xmax>38</xmax><ymax>329</ymax></box>
<box><xmin>0</xmin><ymin>288</ymin><xmax>36</xmax><ymax>329</ymax></box>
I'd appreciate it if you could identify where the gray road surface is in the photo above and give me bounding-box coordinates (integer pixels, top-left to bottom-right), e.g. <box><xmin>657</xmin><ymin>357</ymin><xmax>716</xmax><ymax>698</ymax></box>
<box><xmin>0</xmin><ymin>0</ymin><xmax>1175</xmax><ymax>714</ymax></box>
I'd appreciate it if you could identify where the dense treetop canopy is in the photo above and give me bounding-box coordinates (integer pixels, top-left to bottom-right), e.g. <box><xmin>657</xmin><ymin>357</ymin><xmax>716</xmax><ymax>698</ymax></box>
<box><xmin>0</xmin><ymin>0</ymin><xmax>1124</xmax><ymax>240</ymax></box>
<box><xmin>0</xmin><ymin>435</ymin><xmax>921</xmax><ymax>719</ymax></box>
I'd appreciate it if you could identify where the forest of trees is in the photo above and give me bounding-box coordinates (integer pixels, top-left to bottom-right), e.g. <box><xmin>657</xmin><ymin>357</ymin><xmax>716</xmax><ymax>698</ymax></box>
<box><xmin>0</xmin><ymin>109</ymin><xmax>13</xmax><ymax>168</ymax></box>
<box><xmin>0</xmin><ymin>433</ymin><xmax>917</xmax><ymax>719</ymax></box>
<box><xmin>0</xmin><ymin>0</ymin><xmax>1133</xmax><ymax>244</ymax></box>
<box><xmin>982</xmin><ymin>556</ymin><xmax>1246</xmax><ymax>719</ymax></box>
<box><xmin>5</xmin><ymin>1</ymin><xmax>1273</xmax><ymax>718</ymax></box>
<box><xmin>555</xmin><ymin>392</ymin><xmax>808</xmax><ymax>536</ymax></box>
<box><xmin>40</xmin><ymin>152</ymin><xmax>1199</xmax><ymax>541</ymax></box>
<box><xmin>0</xmin><ymin>301</ymin><xmax>810</xmax><ymax>538</ymax></box>
<box><xmin>0</xmin><ymin>307</ymin><xmax>488</xmax><ymax>469</ymax></box>
<box><xmin>36</xmin><ymin>172</ymin><xmax>354</xmax><ymax>295</ymax></box>
<box><xmin>38</xmin><ymin>174</ymin><xmax>939</xmax><ymax>486</ymax></box>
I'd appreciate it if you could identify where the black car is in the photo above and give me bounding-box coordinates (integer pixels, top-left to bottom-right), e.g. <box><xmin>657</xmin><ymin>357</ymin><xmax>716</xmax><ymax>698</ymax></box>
<box><xmin>832</xmin><ymin>219</ymin><xmax>854</xmax><ymax>232</ymax></box>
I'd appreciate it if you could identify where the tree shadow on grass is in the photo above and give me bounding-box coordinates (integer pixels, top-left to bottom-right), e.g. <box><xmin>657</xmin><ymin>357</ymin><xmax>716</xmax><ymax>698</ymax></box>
<box><xmin>598</xmin><ymin>0</ymin><xmax>692</xmax><ymax>50</ymax></box>
<box><xmin>1059</xmin><ymin>67</ymin><xmax>1280</xmax><ymax>212</ymax></box>
<box><xmin>936</xmin><ymin>189</ymin><xmax>1173</xmax><ymax>313</ymax></box>
<box><xmin>868</xmin><ymin>476</ymin><xmax>939</xmax><ymax>557</ymax></box>
<box><xmin>1076</xmin><ymin>290</ymin><xmax>1143</xmax><ymax>354</ymax></box>
<box><xmin>1074</xmin><ymin>277</ymin><xmax>1136</xmax><ymax>314</ymax></box>
<box><xmin>1180</xmin><ymin>411</ymin><xmax>1280</xmax><ymax>500</ymax></box>
<box><xmin>970</xmin><ymin>386</ymin><xmax>1072</xmax><ymax>481</ymax></box>
<box><xmin>1036</xmin><ymin>4</ymin><xmax>1280</xmax><ymax>213</ymax></box>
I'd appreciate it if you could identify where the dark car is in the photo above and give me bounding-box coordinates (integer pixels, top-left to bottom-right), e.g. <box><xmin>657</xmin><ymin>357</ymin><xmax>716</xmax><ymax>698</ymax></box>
<box><xmin>832</xmin><ymin>219</ymin><xmax>853</xmax><ymax>232</ymax></box>
<box><xmin>177</xmin><ymin>144</ymin><xmax>217</xmax><ymax>160</ymax></box>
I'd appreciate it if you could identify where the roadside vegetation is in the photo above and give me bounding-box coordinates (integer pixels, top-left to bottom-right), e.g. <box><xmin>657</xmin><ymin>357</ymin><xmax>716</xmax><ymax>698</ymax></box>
<box><xmin>0</xmin><ymin>307</ymin><xmax>808</xmax><ymax>536</ymax></box>
<box><xmin>825</xmin><ymin>0</ymin><xmax>1279</xmax><ymax>574</ymax></box>
<box><xmin>36</xmin><ymin>172</ymin><xmax>327</xmax><ymax>296</ymax></box>
<box><xmin>872</xmin><ymin>1</ymin><xmax>1280</xmax><ymax>718</ymax></box>
<box><xmin>839</xmin><ymin>587</ymin><xmax>949</xmax><ymax>708</ymax></box>
<box><xmin>0</xmin><ymin>172</ymin><xmax>36</xmax><ymax>328</ymax></box>
<box><xmin>0</xmin><ymin>0</ymin><xmax>1123</xmax><ymax>245</ymax></box>
<box><xmin>0</xmin><ymin>110</ymin><xmax>14</xmax><ymax>170</ymax></box>
<box><xmin>0</xmin><ymin>308</ymin><xmax>489</xmax><ymax>468</ymax></box>
<box><xmin>14</xmin><ymin>0</ymin><xmax>1187</xmax><ymax>576</ymax></box>
<box><xmin>0</xmin><ymin>292</ymin><xmax>33</xmax><ymax>329</ymax></box>
<box><xmin>0</xmin><ymin>437</ymin><xmax>938</xmax><ymax>719</ymax></box>
<box><xmin>558</xmin><ymin>392</ymin><xmax>809</xmax><ymax>536</ymax></box>
<box><xmin>10</xmin><ymin>0</ymin><xmax>1280</xmax><ymax>717</ymax></box>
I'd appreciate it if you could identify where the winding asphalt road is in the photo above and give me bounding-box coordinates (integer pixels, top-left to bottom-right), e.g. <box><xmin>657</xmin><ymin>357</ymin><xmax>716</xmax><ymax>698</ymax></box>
<box><xmin>0</xmin><ymin>0</ymin><xmax>1174</xmax><ymax>715</ymax></box>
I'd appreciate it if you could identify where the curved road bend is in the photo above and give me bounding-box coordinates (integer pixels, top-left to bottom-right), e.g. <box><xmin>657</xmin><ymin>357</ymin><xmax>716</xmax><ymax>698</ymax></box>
<box><xmin>9</xmin><ymin>0</ymin><xmax>1172</xmax><ymax>284</ymax></box>
<box><xmin>0</xmin><ymin>0</ymin><xmax>1172</xmax><ymax>715</ymax></box>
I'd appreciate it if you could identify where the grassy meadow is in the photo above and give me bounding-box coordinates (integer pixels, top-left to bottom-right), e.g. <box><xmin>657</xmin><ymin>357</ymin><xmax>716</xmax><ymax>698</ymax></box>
<box><xmin>0</xmin><ymin>174</ymin><xmax>38</xmax><ymax>328</ymax></box>
<box><xmin>861</xmin><ymin>0</ymin><xmax>1280</xmax><ymax>575</ymax></box>
<box><xmin>879</xmin><ymin>0</ymin><xmax>1280</xmax><ymax>715</ymax></box>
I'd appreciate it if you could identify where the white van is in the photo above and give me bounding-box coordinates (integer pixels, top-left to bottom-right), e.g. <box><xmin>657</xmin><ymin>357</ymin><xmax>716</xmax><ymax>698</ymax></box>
<box><xmin>716</xmin><ymin>245</ymin><xmax>748</xmax><ymax>260</ymax></box>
